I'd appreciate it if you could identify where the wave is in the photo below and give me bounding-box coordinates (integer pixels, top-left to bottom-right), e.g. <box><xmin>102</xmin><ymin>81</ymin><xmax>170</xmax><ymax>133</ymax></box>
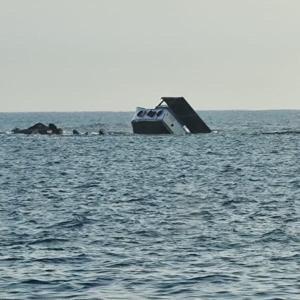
<box><xmin>32</xmin><ymin>254</ymin><xmax>88</xmax><ymax>264</ymax></box>
<box><xmin>0</xmin><ymin>130</ymin><xmax>133</xmax><ymax>137</ymax></box>
<box><xmin>262</xmin><ymin>130</ymin><xmax>300</xmax><ymax>135</ymax></box>
<box><xmin>28</xmin><ymin>238</ymin><xmax>69</xmax><ymax>246</ymax></box>
<box><xmin>47</xmin><ymin>214</ymin><xmax>92</xmax><ymax>229</ymax></box>
<box><xmin>21</xmin><ymin>279</ymin><xmax>52</xmax><ymax>285</ymax></box>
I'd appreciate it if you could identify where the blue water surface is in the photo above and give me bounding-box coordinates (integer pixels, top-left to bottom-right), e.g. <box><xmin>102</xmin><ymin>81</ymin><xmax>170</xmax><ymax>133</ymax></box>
<box><xmin>0</xmin><ymin>111</ymin><xmax>299</xmax><ymax>299</ymax></box>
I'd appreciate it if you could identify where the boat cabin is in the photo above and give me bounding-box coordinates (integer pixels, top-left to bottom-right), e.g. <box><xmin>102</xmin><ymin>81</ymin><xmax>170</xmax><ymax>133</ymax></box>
<box><xmin>131</xmin><ymin>97</ymin><xmax>211</xmax><ymax>134</ymax></box>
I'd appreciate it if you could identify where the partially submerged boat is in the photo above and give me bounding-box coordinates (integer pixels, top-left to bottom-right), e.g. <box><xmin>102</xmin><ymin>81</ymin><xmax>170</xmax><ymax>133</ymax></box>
<box><xmin>131</xmin><ymin>97</ymin><xmax>211</xmax><ymax>134</ymax></box>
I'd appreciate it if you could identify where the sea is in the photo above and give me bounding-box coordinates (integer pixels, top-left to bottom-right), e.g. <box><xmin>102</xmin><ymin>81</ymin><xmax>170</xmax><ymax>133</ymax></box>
<box><xmin>0</xmin><ymin>110</ymin><xmax>299</xmax><ymax>299</ymax></box>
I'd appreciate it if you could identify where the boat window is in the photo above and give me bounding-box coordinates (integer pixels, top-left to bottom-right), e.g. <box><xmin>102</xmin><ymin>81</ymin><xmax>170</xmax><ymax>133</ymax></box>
<box><xmin>137</xmin><ymin>110</ymin><xmax>146</xmax><ymax>117</ymax></box>
<box><xmin>156</xmin><ymin>110</ymin><xmax>163</xmax><ymax>117</ymax></box>
<box><xmin>147</xmin><ymin>110</ymin><xmax>156</xmax><ymax>117</ymax></box>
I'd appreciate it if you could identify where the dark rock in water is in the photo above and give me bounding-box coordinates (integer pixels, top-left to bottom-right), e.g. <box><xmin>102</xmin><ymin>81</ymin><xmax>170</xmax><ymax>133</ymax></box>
<box><xmin>72</xmin><ymin>129</ymin><xmax>80</xmax><ymax>135</ymax></box>
<box><xmin>12</xmin><ymin>123</ymin><xmax>63</xmax><ymax>135</ymax></box>
<box><xmin>12</xmin><ymin>128</ymin><xmax>21</xmax><ymax>134</ymax></box>
<box><xmin>12</xmin><ymin>123</ymin><xmax>47</xmax><ymax>134</ymax></box>
<box><xmin>48</xmin><ymin>123</ymin><xmax>62</xmax><ymax>135</ymax></box>
<box><xmin>98</xmin><ymin>129</ymin><xmax>104</xmax><ymax>135</ymax></box>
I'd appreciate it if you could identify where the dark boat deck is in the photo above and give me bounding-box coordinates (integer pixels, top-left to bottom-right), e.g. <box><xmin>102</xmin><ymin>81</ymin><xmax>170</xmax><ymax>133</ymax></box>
<box><xmin>160</xmin><ymin>97</ymin><xmax>211</xmax><ymax>133</ymax></box>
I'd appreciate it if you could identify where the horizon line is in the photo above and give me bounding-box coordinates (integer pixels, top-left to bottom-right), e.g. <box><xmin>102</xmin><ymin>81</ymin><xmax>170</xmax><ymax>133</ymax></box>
<box><xmin>0</xmin><ymin>108</ymin><xmax>299</xmax><ymax>113</ymax></box>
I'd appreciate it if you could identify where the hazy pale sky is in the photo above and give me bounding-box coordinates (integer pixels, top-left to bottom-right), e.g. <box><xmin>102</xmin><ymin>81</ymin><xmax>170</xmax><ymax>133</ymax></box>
<box><xmin>0</xmin><ymin>0</ymin><xmax>300</xmax><ymax>111</ymax></box>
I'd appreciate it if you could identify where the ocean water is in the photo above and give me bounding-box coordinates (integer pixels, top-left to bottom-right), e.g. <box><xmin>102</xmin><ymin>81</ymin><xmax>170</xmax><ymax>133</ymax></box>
<box><xmin>0</xmin><ymin>111</ymin><xmax>299</xmax><ymax>299</ymax></box>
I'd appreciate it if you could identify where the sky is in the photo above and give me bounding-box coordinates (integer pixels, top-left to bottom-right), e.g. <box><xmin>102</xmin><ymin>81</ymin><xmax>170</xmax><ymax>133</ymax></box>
<box><xmin>0</xmin><ymin>0</ymin><xmax>300</xmax><ymax>112</ymax></box>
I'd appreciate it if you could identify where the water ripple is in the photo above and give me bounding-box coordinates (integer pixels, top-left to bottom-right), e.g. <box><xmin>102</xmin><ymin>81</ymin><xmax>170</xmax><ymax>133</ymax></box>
<box><xmin>0</xmin><ymin>111</ymin><xmax>299</xmax><ymax>299</ymax></box>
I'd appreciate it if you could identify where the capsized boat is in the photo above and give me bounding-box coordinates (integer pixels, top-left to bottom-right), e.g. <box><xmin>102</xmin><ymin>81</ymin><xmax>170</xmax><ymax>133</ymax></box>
<box><xmin>131</xmin><ymin>97</ymin><xmax>211</xmax><ymax>134</ymax></box>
